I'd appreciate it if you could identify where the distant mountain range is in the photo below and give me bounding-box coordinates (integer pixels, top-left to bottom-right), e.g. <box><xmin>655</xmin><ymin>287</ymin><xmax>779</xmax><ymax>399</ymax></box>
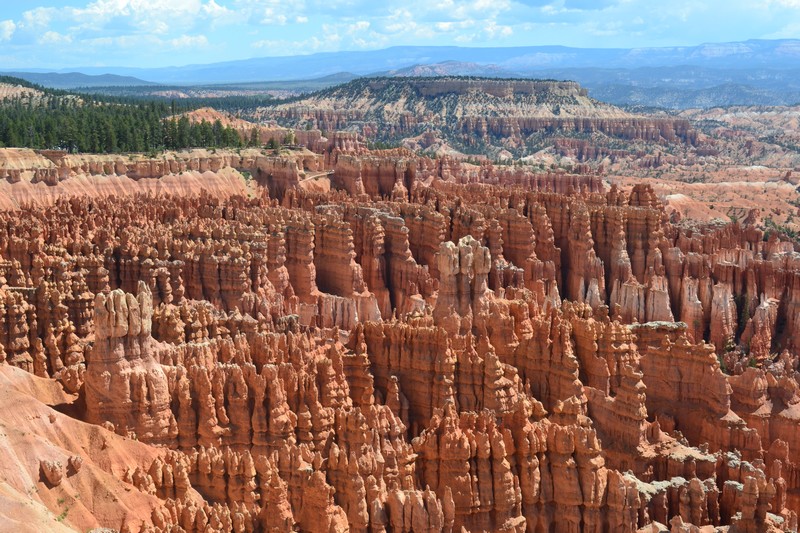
<box><xmin>0</xmin><ymin>71</ymin><xmax>156</xmax><ymax>89</ymax></box>
<box><xmin>3</xmin><ymin>39</ymin><xmax>800</xmax><ymax>108</ymax></box>
<box><xmin>7</xmin><ymin>40</ymin><xmax>800</xmax><ymax>83</ymax></box>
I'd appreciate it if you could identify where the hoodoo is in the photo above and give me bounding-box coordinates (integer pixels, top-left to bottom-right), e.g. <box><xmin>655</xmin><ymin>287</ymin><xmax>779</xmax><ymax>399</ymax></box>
<box><xmin>0</xmin><ymin>140</ymin><xmax>797</xmax><ymax>531</ymax></box>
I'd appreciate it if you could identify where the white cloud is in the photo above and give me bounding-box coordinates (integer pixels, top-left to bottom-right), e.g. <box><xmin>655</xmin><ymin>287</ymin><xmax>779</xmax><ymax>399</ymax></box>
<box><xmin>81</xmin><ymin>34</ymin><xmax>161</xmax><ymax>48</ymax></box>
<box><xmin>234</xmin><ymin>0</ymin><xmax>307</xmax><ymax>26</ymax></box>
<box><xmin>170</xmin><ymin>34</ymin><xmax>209</xmax><ymax>48</ymax></box>
<box><xmin>3</xmin><ymin>0</ymin><xmax>799</xmax><ymax>68</ymax></box>
<box><xmin>450</xmin><ymin>0</ymin><xmax>511</xmax><ymax>19</ymax></box>
<box><xmin>203</xmin><ymin>0</ymin><xmax>233</xmax><ymax>18</ymax></box>
<box><xmin>347</xmin><ymin>20</ymin><xmax>371</xmax><ymax>33</ymax></box>
<box><xmin>0</xmin><ymin>20</ymin><xmax>15</xmax><ymax>42</ymax></box>
<box><xmin>21</xmin><ymin>7</ymin><xmax>57</xmax><ymax>30</ymax></box>
<box><xmin>384</xmin><ymin>9</ymin><xmax>415</xmax><ymax>34</ymax></box>
<box><xmin>77</xmin><ymin>0</ymin><xmax>204</xmax><ymax>20</ymax></box>
<box><xmin>261</xmin><ymin>10</ymin><xmax>288</xmax><ymax>25</ymax></box>
<box><xmin>485</xmin><ymin>21</ymin><xmax>513</xmax><ymax>37</ymax></box>
<box><xmin>39</xmin><ymin>31</ymin><xmax>73</xmax><ymax>44</ymax></box>
<box><xmin>252</xmin><ymin>33</ymin><xmax>339</xmax><ymax>54</ymax></box>
<box><xmin>59</xmin><ymin>0</ymin><xmax>235</xmax><ymax>34</ymax></box>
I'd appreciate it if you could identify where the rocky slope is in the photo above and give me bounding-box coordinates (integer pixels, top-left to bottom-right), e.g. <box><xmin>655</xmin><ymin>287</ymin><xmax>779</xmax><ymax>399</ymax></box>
<box><xmin>0</xmin><ymin>82</ymin><xmax>41</xmax><ymax>102</ymax></box>
<box><xmin>0</xmin><ymin>140</ymin><xmax>797</xmax><ymax>532</ymax></box>
<box><xmin>0</xmin><ymin>81</ymin><xmax>81</xmax><ymax>108</ymax></box>
<box><xmin>179</xmin><ymin>107</ymin><xmax>321</xmax><ymax>149</ymax></box>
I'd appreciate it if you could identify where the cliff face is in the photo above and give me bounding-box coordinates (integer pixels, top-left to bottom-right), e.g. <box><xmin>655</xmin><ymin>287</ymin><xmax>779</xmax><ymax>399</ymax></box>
<box><xmin>0</xmin><ymin>147</ymin><xmax>325</xmax><ymax>208</ymax></box>
<box><xmin>0</xmin><ymin>151</ymin><xmax>798</xmax><ymax>532</ymax></box>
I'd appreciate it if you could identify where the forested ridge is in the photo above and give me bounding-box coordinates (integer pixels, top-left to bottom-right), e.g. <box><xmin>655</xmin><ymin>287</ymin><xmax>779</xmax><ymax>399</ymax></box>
<box><xmin>0</xmin><ymin>77</ymin><xmax>259</xmax><ymax>153</ymax></box>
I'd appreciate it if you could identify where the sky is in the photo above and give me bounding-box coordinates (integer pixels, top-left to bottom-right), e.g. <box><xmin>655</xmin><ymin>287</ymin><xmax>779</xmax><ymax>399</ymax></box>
<box><xmin>0</xmin><ymin>0</ymin><xmax>799</xmax><ymax>69</ymax></box>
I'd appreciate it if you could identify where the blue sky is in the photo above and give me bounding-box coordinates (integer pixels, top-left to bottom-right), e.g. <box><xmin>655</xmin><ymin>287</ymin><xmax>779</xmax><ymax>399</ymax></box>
<box><xmin>0</xmin><ymin>0</ymin><xmax>798</xmax><ymax>68</ymax></box>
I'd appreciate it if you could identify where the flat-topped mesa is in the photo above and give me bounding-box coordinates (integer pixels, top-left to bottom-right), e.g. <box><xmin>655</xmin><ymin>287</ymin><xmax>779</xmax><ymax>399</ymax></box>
<box><xmin>85</xmin><ymin>281</ymin><xmax>177</xmax><ymax>444</ymax></box>
<box><xmin>265</xmin><ymin>77</ymin><xmax>701</xmax><ymax>155</ymax></box>
<box><xmin>366</xmin><ymin>77</ymin><xmax>588</xmax><ymax>98</ymax></box>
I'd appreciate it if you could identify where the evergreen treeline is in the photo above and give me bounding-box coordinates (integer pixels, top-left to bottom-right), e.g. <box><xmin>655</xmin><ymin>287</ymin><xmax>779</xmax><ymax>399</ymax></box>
<box><xmin>0</xmin><ymin>77</ymin><xmax>259</xmax><ymax>153</ymax></box>
<box><xmin>80</xmin><ymin>89</ymin><xmax>277</xmax><ymax>114</ymax></box>
<box><xmin>0</xmin><ymin>98</ymin><xmax>247</xmax><ymax>153</ymax></box>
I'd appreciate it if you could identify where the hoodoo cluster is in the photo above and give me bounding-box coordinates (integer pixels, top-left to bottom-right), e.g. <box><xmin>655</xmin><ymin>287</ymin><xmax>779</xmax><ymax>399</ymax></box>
<box><xmin>0</xmin><ymin>138</ymin><xmax>797</xmax><ymax>532</ymax></box>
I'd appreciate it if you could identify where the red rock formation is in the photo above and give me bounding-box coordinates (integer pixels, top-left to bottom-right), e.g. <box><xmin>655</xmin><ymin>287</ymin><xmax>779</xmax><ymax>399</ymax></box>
<box><xmin>333</xmin><ymin>154</ymin><xmax>415</xmax><ymax>198</ymax></box>
<box><xmin>84</xmin><ymin>282</ymin><xmax>178</xmax><ymax>445</ymax></box>
<box><xmin>0</xmin><ymin>151</ymin><xmax>796</xmax><ymax>533</ymax></box>
<box><xmin>265</xmin><ymin>78</ymin><xmax>700</xmax><ymax>155</ymax></box>
<box><xmin>566</xmin><ymin>202</ymin><xmax>605</xmax><ymax>308</ymax></box>
<box><xmin>0</xmin><ymin>147</ymin><xmax>324</xmax><ymax>208</ymax></box>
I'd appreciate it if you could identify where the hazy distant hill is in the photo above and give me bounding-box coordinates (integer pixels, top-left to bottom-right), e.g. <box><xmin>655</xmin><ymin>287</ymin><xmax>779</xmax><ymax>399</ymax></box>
<box><xmin>379</xmin><ymin>61</ymin><xmax>517</xmax><ymax>78</ymax></box>
<box><xmin>526</xmin><ymin>66</ymin><xmax>800</xmax><ymax>108</ymax></box>
<box><xmin>585</xmin><ymin>83</ymin><xmax>800</xmax><ymax>108</ymax></box>
<box><xmin>0</xmin><ymin>71</ymin><xmax>156</xmax><ymax>89</ymax></box>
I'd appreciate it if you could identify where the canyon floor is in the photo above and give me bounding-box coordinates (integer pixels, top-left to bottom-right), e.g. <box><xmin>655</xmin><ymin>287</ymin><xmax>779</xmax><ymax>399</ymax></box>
<box><xmin>0</xmin><ymin>78</ymin><xmax>799</xmax><ymax>533</ymax></box>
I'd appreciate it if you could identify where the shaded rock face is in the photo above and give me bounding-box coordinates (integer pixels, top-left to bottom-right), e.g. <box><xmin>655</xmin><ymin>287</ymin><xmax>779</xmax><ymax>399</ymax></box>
<box><xmin>0</xmin><ymin>155</ymin><xmax>798</xmax><ymax>533</ymax></box>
